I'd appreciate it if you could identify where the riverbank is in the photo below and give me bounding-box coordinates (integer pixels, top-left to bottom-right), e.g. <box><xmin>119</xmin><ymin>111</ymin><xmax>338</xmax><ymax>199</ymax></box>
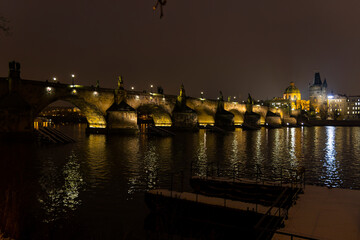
<box><xmin>272</xmin><ymin>185</ymin><xmax>360</xmax><ymax>240</ymax></box>
<box><xmin>309</xmin><ymin>120</ymin><xmax>360</xmax><ymax>126</ymax></box>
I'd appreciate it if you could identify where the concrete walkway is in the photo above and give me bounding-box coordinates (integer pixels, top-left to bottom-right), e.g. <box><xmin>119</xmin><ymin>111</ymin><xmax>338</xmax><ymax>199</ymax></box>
<box><xmin>272</xmin><ymin>185</ymin><xmax>360</xmax><ymax>240</ymax></box>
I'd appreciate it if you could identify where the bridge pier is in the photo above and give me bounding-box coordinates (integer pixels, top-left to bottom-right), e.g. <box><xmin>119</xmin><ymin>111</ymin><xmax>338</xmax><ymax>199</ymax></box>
<box><xmin>105</xmin><ymin>101</ymin><xmax>139</xmax><ymax>134</ymax></box>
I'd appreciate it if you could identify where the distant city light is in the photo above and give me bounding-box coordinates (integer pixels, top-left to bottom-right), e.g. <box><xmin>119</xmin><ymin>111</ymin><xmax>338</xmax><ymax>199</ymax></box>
<box><xmin>53</xmin><ymin>77</ymin><xmax>57</xmax><ymax>81</ymax></box>
<box><xmin>131</xmin><ymin>87</ymin><xmax>134</xmax><ymax>90</ymax></box>
<box><xmin>71</xmin><ymin>74</ymin><xmax>75</xmax><ymax>78</ymax></box>
<box><xmin>72</xmin><ymin>89</ymin><xmax>77</xmax><ymax>95</ymax></box>
<box><xmin>150</xmin><ymin>84</ymin><xmax>153</xmax><ymax>88</ymax></box>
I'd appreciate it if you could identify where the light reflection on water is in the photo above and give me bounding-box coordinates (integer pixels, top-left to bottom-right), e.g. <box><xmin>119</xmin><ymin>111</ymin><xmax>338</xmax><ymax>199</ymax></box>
<box><xmin>322</xmin><ymin>127</ymin><xmax>342</xmax><ymax>187</ymax></box>
<box><xmin>4</xmin><ymin>124</ymin><xmax>360</xmax><ymax>238</ymax></box>
<box><xmin>38</xmin><ymin>151</ymin><xmax>84</xmax><ymax>223</ymax></box>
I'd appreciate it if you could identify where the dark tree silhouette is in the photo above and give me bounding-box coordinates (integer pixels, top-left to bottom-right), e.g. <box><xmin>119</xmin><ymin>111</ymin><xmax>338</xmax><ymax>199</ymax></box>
<box><xmin>153</xmin><ymin>0</ymin><xmax>166</xmax><ymax>18</ymax></box>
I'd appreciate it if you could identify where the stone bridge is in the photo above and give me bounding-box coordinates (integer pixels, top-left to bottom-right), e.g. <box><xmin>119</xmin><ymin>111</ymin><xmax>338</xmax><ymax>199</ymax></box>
<box><xmin>0</xmin><ymin>62</ymin><xmax>286</xmax><ymax>133</ymax></box>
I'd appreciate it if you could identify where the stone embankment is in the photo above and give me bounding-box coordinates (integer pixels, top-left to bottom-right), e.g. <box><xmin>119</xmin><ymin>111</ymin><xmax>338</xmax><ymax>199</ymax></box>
<box><xmin>272</xmin><ymin>185</ymin><xmax>360</xmax><ymax>240</ymax></box>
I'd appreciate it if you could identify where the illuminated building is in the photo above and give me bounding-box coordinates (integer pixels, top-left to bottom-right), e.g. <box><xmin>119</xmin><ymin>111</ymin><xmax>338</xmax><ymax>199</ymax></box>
<box><xmin>309</xmin><ymin>72</ymin><xmax>327</xmax><ymax>115</ymax></box>
<box><xmin>283</xmin><ymin>82</ymin><xmax>301</xmax><ymax>101</ymax></box>
<box><xmin>346</xmin><ymin>96</ymin><xmax>360</xmax><ymax>119</ymax></box>
<box><xmin>328</xmin><ymin>94</ymin><xmax>360</xmax><ymax>120</ymax></box>
<box><xmin>268</xmin><ymin>82</ymin><xmax>309</xmax><ymax>115</ymax></box>
<box><xmin>327</xmin><ymin>94</ymin><xmax>347</xmax><ymax>120</ymax></box>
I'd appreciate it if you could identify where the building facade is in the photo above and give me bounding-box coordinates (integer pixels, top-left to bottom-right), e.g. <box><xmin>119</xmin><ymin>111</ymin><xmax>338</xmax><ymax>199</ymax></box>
<box><xmin>309</xmin><ymin>72</ymin><xmax>327</xmax><ymax>116</ymax></box>
<box><xmin>268</xmin><ymin>82</ymin><xmax>309</xmax><ymax>116</ymax></box>
<box><xmin>328</xmin><ymin>94</ymin><xmax>360</xmax><ymax>120</ymax></box>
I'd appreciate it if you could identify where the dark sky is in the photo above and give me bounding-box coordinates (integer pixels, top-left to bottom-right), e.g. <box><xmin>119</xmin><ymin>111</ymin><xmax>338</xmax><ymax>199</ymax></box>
<box><xmin>1</xmin><ymin>0</ymin><xmax>360</xmax><ymax>100</ymax></box>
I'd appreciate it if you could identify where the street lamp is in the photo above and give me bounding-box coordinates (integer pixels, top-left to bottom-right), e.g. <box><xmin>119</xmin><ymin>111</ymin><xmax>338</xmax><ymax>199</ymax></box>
<box><xmin>131</xmin><ymin>86</ymin><xmax>134</xmax><ymax>90</ymax></box>
<box><xmin>71</xmin><ymin>74</ymin><xmax>75</xmax><ymax>86</ymax></box>
<box><xmin>53</xmin><ymin>77</ymin><xmax>57</xmax><ymax>82</ymax></box>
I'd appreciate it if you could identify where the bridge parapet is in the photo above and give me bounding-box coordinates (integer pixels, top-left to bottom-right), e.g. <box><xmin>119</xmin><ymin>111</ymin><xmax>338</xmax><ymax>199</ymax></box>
<box><xmin>0</xmin><ymin>64</ymin><xmax>288</xmax><ymax>133</ymax></box>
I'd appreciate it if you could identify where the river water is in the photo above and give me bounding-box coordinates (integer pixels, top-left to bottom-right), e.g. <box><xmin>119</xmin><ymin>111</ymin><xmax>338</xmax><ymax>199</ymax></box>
<box><xmin>1</xmin><ymin>125</ymin><xmax>360</xmax><ymax>239</ymax></box>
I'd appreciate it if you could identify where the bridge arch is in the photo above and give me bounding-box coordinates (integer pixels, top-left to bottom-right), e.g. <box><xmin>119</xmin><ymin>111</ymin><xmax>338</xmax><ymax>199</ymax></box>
<box><xmin>136</xmin><ymin>104</ymin><xmax>172</xmax><ymax>127</ymax></box>
<box><xmin>33</xmin><ymin>95</ymin><xmax>107</xmax><ymax>129</ymax></box>
<box><xmin>228</xmin><ymin>109</ymin><xmax>244</xmax><ymax>126</ymax></box>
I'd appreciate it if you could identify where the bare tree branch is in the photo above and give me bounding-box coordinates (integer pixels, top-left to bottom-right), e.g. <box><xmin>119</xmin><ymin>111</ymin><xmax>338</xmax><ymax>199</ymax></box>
<box><xmin>153</xmin><ymin>0</ymin><xmax>167</xmax><ymax>19</ymax></box>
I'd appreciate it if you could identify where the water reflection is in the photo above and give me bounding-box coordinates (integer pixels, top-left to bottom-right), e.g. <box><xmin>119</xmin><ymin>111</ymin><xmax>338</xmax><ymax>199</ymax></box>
<box><xmin>195</xmin><ymin>130</ymin><xmax>208</xmax><ymax>177</ymax></box>
<box><xmin>229</xmin><ymin>132</ymin><xmax>239</xmax><ymax>177</ymax></box>
<box><xmin>4</xmin><ymin>125</ymin><xmax>360</xmax><ymax>239</ymax></box>
<box><xmin>143</xmin><ymin>143</ymin><xmax>159</xmax><ymax>190</ymax></box>
<box><xmin>322</xmin><ymin>127</ymin><xmax>342</xmax><ymax>187</ymax></box>
<box><xmin>38</xmin><ymin>151</ymin><xmax>84</xmax><ymax>223</ymax></box>
<box><xmin>86</xmin><ymin>134</ymin><xmax>109</xmax><ymax>188</ymax></box>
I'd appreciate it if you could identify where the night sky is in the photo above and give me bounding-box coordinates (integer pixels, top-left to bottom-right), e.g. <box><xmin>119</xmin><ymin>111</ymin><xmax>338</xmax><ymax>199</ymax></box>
<box><xmin>1</xmin><ymin>0</ymin><xmax>360</xmax><ymax>100</ymax></box>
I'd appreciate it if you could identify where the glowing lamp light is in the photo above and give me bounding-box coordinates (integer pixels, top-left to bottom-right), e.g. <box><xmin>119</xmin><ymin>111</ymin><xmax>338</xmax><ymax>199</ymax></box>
<box><xmin>46</xmin><ymin>86</ymin><xmax>53</xmax><ymax>93</ymax></box>
<box><xmin>328</xmin><ymin>95</ymin><xmax>334</xmax><ymax>99</ymax></box>
<box><xmin>131</xmin><ymin>87</ymin><xmax>134</xmax><ymax>90</ymax></box>
<box><xmin>72</xmin><ymin>89</ymin><xmax>77</xmax><ymax>95</ymax></box>
<box><xmin>150</xmin><ymin>84</ymin><xmax>153</xmax><ymax>88</ymax></box>
<box><xmin>71</xmin><ymin>74</ymin><xmax>75</xmax><ymax>78</ymax></box>
<box><xmin>53</xmin><ymin>77</ymin><xmax>57</xmax><ymax>81</ymax></box>
<box><xmin>93</xmin><ymin>91</ymin><xmax>98</xmax><ymax>96</ymax></box>
<box><xmin>286</xmin><ymin>123</ymin><xmax>289</xmax><ymax>126</ymax></box>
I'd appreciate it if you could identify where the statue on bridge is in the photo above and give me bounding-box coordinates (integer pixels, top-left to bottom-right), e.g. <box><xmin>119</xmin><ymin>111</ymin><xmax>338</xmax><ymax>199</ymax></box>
<box><xmin>246</xmin><ymin>93</ymin><xmax>255</xmax><ymax>113</ymax></box>
<box><xmin>217</xmin><ymin>91</ymin><xmax>225</xmax><ymax>113</ymax></box>
<box><xmin>8</xmin><ymin>61</ymin><xmax>20</xmax><ymax>79</ymax></box>
<box><xmin>176</xmin><ymin>84</ymin><xmax>187</xmax><ymax>109</ymax></box>
<box><xmin>118</xmin><ymin>76</ymin><xmax>124</xmax><ymax>90</ymax></box>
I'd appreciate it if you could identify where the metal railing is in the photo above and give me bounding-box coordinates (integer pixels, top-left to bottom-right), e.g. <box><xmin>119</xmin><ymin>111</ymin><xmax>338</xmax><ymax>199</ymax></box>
<box><xmin>190</xmin><ymin>161</ymin><xmax>306</xmax><ymax>190</ymax></box>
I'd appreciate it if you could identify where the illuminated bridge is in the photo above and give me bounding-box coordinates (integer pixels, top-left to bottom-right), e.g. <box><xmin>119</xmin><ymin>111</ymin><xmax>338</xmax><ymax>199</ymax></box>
<box><xmin>0</xmin><ymin>62</ymin><xmax>291</xmax><ymax>134</ymax></box>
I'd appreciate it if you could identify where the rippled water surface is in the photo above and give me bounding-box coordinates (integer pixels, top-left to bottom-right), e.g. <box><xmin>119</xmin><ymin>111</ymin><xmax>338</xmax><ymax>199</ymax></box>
<box><xmin>1</xmin><ymin>124</ymin><xmax>360</xmax><ymax>239</ymax></box>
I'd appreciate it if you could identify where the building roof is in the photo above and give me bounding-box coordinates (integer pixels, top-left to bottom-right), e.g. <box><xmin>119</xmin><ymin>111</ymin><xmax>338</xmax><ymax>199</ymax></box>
<box><xmin>314</xmin><ymin>72</ymin><xmax>322</xmax><ymax>85</ymax></box>
<box><xmin>284</xmin><ymin>82</ymin><xmax>300</xmax><ymax>94</ymax></box>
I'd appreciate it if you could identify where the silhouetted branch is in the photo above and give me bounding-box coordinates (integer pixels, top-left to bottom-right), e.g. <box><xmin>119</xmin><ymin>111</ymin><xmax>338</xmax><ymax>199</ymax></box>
<box><xmin>153</xmin><ymin>0</ymin><xmax>167</xmax><ymax>19</ymax></box>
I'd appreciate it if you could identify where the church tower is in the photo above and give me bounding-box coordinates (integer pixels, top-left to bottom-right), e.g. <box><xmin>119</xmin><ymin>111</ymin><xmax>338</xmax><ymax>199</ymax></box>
<box><xmin>309</xmin><ymin>72</ymin><xmax>328</xmax><ymax>114</ymax></box>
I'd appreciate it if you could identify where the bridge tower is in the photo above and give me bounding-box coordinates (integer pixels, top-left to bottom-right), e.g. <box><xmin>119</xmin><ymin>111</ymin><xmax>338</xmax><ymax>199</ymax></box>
<box><xmin>0</xmin><ymin>61</ymin><xmax>33</xmax><ymax>134</ymax></box>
